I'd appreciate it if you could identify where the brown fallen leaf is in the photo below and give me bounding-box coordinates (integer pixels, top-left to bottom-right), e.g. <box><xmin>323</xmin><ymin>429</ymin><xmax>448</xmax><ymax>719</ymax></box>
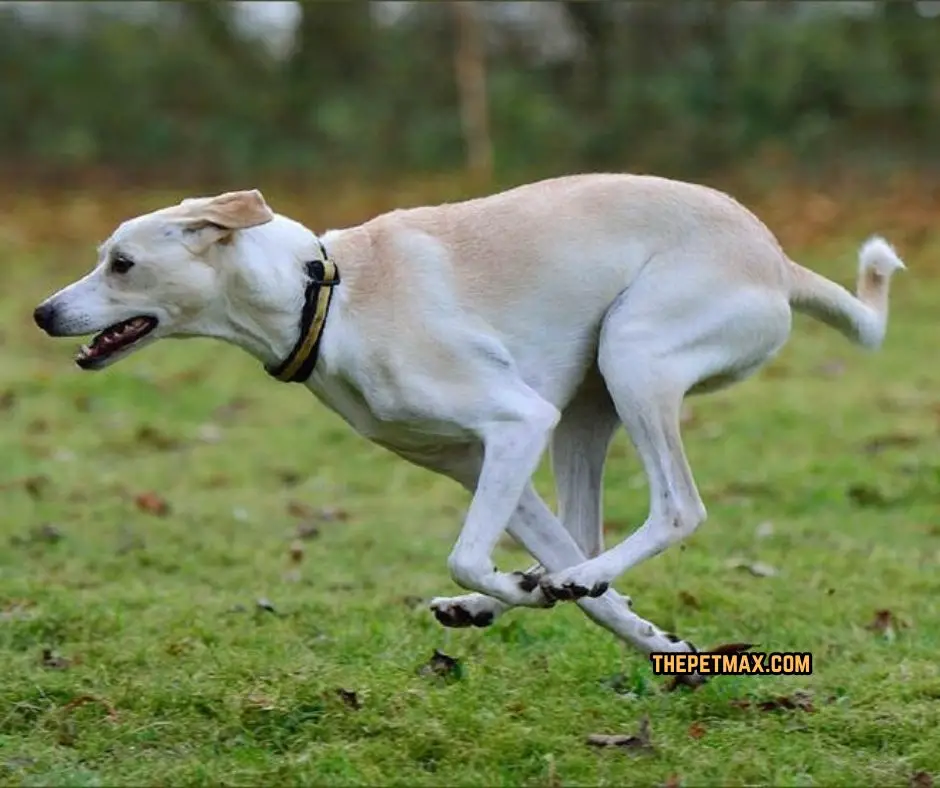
<box><xmin>135</xmin><ymin>425</ymin><xmax>180</xmax><ymax>451</ymax></box>
<box><xmin>662</xmin><ymin>775</ymin><xmax>682</xmax><ymax>788</ymax></box>
<box><xmin>678</xmin><ymin>590</ymin><xmax>700</xmax><ymax>609</ymax></box>
<box><xmin>319</xmin><ymin>506</ymin><xmax>350</xmax><ymax>522</ymax></box>
<box><xmin>336</xmin><ymin>688</ymin><xmax>362</xmax><ymax>710</ymax></box>
<box><xmin>730</xmin><ymin>690</ymin><xmax>815</xmax><ymax>713</ymax></box>
<box><xmin>60</xmin><ymin>694</ymin><xmax>118</xmax><ymax>722</ymax></box>
<box><xmin>27</xmin><ymin>418</ymin><xmax>49</xmax><ymax>434</ymax></box>
<box><xmin>276</xmin><ymin>469</ymin><xmax>303</xmax><ymax>487</ymax></box>
<box><xmin>287</xmin><ymin>500</ymin><xmax>313</xmax><ymax>518</ymax></box>
<box><xmin>135</xmin><ymin>491</ymin><xmax>170</xmax><ymax>517</ymax></box>
<box><xmin>910</xmin><ymin>771</ymin><xmax>934</xmax><ymax>788</ymax></box>
<box><xmin>288</xmin><ymin>540</ymin><xmax>304</xmax><ymax>565</ymax></box>
<box><xmin>0</xmin><ymin>474</ymin><xmax>49</xmax><ymax>498</ymax></box>
<box><xmin>866</xmin><ymin>609</ymin><xmax>908</xmax><ymax>641</ymax></box>
<box><xmin>687</xmin><ymin>722</ymin><xmax>706</xmax><ymax>740</ymax></box>
<box><xmin>586</xmin><ymin>715</ymin><xmax>654</xmax><ymax>756</ymax></box>
<box><xmin>40</xmin><ymin>648</ymin><xmax>72</xmax><ymax>670</ymax></box>
<box><xmin>295</xmin><ymin>522</ymin><xmax>320</xmax><ymax>541</ymax></box>
<box><xmin>418</xmin><ymin>649</ymin><xmax>463</xmax><ymax>681</ymax></box>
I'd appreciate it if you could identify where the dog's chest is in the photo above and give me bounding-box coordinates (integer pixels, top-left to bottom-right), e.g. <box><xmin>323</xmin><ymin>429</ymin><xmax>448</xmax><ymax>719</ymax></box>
<box><xmin>306</xmin><ymin>373</ymin><xmax>474</xmax><ymax>454</ymax></box>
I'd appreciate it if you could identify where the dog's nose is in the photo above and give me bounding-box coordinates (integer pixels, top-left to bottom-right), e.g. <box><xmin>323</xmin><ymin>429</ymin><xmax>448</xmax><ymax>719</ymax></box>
<box><xmin>33</xmin><ymin>302</ymin><xmax>56</xmax><ymax>333</ymax></box>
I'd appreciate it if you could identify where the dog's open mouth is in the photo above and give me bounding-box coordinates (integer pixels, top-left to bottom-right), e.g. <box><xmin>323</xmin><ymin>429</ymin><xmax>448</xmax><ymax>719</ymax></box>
<box><xmin>76</xmin><ymin>316</ymin><xmax>158</xmax><ymax>369</ymax></box>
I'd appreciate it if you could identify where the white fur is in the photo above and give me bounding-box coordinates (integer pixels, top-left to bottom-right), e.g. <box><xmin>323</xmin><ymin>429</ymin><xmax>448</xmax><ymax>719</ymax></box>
<box><xmin>34</xmin><ymin>175</ymin><xmax>905</xmax><ymax>659</ymax></box>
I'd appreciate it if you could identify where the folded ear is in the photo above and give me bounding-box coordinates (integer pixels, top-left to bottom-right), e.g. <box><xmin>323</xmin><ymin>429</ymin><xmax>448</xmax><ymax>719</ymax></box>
<box><xmin>179</xmin><ymin>189</ymin><xmax>275</xmax><ymax>252</ymax></box>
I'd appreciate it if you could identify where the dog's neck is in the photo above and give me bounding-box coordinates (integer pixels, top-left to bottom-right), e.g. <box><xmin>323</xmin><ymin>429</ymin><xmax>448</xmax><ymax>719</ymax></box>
<box><xmin>208</xmin><ymin>214</ymin><xmax>351</xmax><ymax>375</ymax></box>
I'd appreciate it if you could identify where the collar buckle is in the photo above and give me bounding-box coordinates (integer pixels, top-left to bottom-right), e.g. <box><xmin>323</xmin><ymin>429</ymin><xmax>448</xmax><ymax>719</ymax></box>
<box><xmin>265</xmin><ymin>241</ymin><xmax>340</xmax><ymax>384</ymax></box>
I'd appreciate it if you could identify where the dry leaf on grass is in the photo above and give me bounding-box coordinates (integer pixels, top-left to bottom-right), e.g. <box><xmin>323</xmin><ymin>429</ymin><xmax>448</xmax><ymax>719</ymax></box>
<box><xmin>335</xmin><ymin>689</ymin><xmax>362</xmax><ymax>710</ymax></box>
<box><xmin>276</xmin><ymin>469</ymin><xmax>303</xmax><ymax>487</ymax></box>
<box><xmin>418</xmin><ymin>649</ymin><xmax>463</xmax><ymax>681</ymax></box>
<box><xmin>40</xmin><ymin>648</ymin><xmax>73</xmax><ymax>670</ymax></box>
<box><xmin>678</xmin><ymin>590</ymin><xmax>700</xmax><ymax>609</ymax></box>
<box><xmin>60</xmin><ymin>694</ymin><xmax>119</xmax><ymax>722</ymax></box>
<box><xmin>294</xmin><ymin>522</ymin><xmax>321</xmax><ymax>541</ymax></box>
<box><xmin>730</xmin><ymin>690</ymin><xmax>815</xmax><ymax>713</ymax></box>
<box><xmin>134</xmin><ymin>425</ymin><xmax>180</xmax><ymax>451</ymax></box>
<box><xmin>288</xmin><ymin>540</ymin><xmax>304</xmax><ymax>565</ymax></box>
<box><xmin>910</xmin><ymin>772</ymin><xmax>934</xmax><ymax>788</ymax></box>
<box><xmin>866</xmin><ymin>609</ymin><xmax>908</xmax><ymax>641</ymax></box>
<box><xmin>662</xmin><ymin>775</ymin><xmax>682</xmax><ymax>788</ymax></box>
<box><xmin>0</xmin><ymin>475</ymin><xmax>49</xmax><ymax>499</ymax></box>
<box><xmin>287</xmin><ymin>500</ymin><xmax>314</xmax><ymax>518</ymax></box>
<box><xmin>134</xmin><ymin>491</ymin><xmax>170</xmax><ymax>517</ymax></box>
<box><xmin>586</xmin><ymin>715</ymin><xmax>654</xmax><ymax>756</ymax></box>
<box><xmin>687</xmin><ymin>722</ymin><xmax>707</xmax><ymax>739</ymax></box>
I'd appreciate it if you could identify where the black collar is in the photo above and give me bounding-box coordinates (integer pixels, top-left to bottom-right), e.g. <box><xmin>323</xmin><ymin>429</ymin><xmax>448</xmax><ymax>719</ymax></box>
<box><xmin>265</xmin><ymin>239</ymin><xmax>341</xmax><ymax>384</ymax></box>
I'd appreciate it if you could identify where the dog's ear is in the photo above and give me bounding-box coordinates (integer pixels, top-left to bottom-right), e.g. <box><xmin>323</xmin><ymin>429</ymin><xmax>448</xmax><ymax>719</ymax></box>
<box><xmin>179</xmin><ymin>190</ymin><xmax>275</xmax><ymax>252</ymax></box>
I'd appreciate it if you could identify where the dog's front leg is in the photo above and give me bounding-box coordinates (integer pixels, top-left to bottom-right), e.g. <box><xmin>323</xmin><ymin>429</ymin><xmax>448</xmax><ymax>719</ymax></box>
<box><xmin>445</xmin><ymin>397</ymin><xmax>560</xmax><ymax>607</ymax></box>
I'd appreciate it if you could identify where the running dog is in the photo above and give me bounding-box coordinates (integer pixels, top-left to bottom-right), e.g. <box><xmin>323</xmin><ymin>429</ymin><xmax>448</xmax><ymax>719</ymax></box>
<box><xmin>33</xmin><ymin>175</ymin><xmax>904</xmax><ymax>665</ymax></box>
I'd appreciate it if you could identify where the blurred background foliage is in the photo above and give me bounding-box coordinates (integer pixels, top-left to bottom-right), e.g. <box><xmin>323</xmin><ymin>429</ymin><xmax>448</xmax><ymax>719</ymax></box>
<box><xmin>0</xmin><ymin>0</ymin><xmax>938</xmax><ymax>187</ymax></box>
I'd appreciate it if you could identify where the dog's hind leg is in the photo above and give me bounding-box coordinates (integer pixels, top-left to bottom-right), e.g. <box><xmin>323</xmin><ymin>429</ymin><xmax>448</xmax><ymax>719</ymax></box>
<box><xmin>430</xmin><ymin>372</ymin><xmax>620</xmax><ymax>628</ymax></box>
<box><xmin>551</xmin><ymin>366</ymin><xmax>620</xmax><ymax>560</ymax></box>
<box><xmin>541</xmin><ymin>274</ymin><xmax>792</xmax><ymax>602</ymax></box>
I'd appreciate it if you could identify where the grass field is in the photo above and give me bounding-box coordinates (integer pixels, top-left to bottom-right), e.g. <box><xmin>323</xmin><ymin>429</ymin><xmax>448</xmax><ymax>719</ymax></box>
<box><xmin>1</xmin><ymin>181</ymin><xmax>938</xmax><ymax>786</ymax></box>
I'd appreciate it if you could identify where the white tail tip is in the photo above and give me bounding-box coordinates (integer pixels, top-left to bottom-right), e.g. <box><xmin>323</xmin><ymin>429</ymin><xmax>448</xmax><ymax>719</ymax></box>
<box><xmin>859</xmin><ymin>236</ymin><xmax>906</xmax><ymax>276</ymax></box>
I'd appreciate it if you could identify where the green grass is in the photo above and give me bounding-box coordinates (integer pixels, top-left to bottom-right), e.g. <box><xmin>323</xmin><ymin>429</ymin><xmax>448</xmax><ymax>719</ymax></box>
<box><xmin>1</xmin><ymin>227</ymin><xmax>938</xmax><ymax>787</ymax></box>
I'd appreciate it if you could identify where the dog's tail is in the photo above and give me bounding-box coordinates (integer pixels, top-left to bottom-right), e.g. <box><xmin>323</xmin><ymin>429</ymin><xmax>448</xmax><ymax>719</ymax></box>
<box><xmin>786</xmin><ymin>236</ymin><xmax>905</xmax><ymax>350</ymax></box>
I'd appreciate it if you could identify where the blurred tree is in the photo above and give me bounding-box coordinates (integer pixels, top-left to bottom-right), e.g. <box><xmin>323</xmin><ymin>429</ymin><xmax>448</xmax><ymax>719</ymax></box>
<box><xmin>453</xmin><ymin>1</ymin><xmax>492</xmax><ymax>181</ymax></box>
<box><xmin>182</xmin><ymin>1</ymin><xmax>258</xmax><ymax>79</ymax></box>
<box><xmin>562</xmin><ymin>0</ymin><xmax>611</xmax><ymax>111</ymax></box>
<box><xmin>880</xmin><ymin>0</ymin><xmax>930</xmax><ymax>132</ymax></box>
<box><xmin>283</xmin><ymin>0</ymin><xmax>374</xmax><ymax>135</ymax></box>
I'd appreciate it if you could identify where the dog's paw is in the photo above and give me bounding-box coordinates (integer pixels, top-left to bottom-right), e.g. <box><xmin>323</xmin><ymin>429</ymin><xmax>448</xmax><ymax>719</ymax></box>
<box><xmin>512</xmin><ymin>569</ymin><xmax>544</xmax><ymax>594</ymax></box>
<box><xmin>539</xmin><ymin>569</ymin><xmax>609</xmax><ymax>603</ymax></box>
<box><xmin>430</xmin><ymin>594</ymin><xmax>503</xmax><ymax>628</ymax></box>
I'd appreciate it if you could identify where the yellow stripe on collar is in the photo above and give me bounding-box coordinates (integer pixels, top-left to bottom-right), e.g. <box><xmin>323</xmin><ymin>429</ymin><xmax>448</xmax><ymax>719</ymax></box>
<box><xmin>267</xmin><ymin>248</ymin><xmax>340</xmax><ymax>384</ymax></box>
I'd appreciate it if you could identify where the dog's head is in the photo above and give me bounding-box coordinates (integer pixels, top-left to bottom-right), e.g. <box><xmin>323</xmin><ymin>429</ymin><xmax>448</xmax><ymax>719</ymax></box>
<box><xmin>33</xmin><ymin>190</ymin><xmax>282</xmax><ymax>370</ymax></box>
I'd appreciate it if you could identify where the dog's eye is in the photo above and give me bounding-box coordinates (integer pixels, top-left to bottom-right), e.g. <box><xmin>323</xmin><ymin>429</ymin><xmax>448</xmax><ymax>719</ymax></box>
<box><xmin>111</xmin><ymin>255</ymin><xmax>135</xmax><ymax>274</ymax></box>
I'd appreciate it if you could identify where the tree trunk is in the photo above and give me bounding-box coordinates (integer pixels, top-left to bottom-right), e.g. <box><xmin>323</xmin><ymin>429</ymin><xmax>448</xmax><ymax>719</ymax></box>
<box><xmin>452</xmin><ymin>1</ymin><xmax>493</xmax><ymax>182</ymax></box>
